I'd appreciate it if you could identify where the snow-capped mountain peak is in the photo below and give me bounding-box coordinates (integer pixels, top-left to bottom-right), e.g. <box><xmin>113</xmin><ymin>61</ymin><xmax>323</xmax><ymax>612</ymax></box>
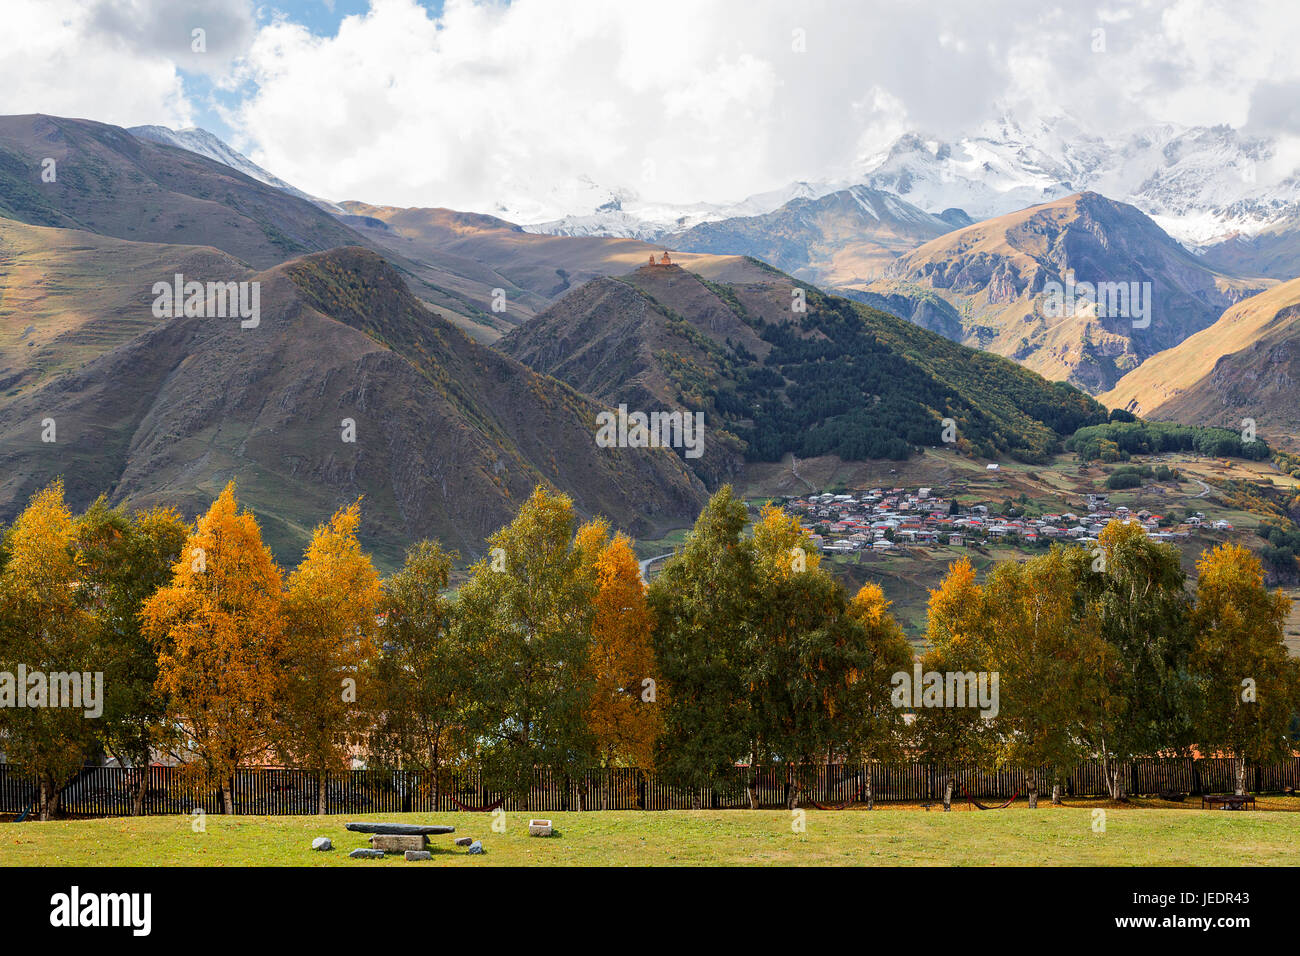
<box><xmin>127</xmin><ymin>125</ymin><xmax>339</xmax><ymax>211</ymax></box>
<box><xmin>857</xmin><ymin>113</ymin><xmax>1300</xmax><ymax>246</ymax></box>
<box><xmin>510</xmin><ymin>176</ymin><xmax>852</xmax><ymax>241</ymax></box>
<box><xmin>128</xmin><ymin>116</ymin><xmax>1300</xmax><ymax>252</ymax></box>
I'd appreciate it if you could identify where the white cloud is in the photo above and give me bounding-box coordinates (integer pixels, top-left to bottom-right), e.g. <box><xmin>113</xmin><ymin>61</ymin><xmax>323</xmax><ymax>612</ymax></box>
<box><xmin>2</xmin><ymin>0</ymin><xmax>1299</xmax><ymax>217</ymax></box>
<box><xmin>0</xmin><ymin>0</ymin><xmax>197</xmax><ymax>127</ymax></box>
<box><xmin>87</xmin><ymin>0</ymin><xmax>256</xmax><ymax>76</ymax></box>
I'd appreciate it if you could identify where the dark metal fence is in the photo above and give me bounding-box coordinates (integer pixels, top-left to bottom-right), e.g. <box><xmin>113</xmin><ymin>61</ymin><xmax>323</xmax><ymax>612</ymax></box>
<box><xmin>2</xmin><ymin>757</ymin><xmax>1296</xmax><ymax>817</ymax></box>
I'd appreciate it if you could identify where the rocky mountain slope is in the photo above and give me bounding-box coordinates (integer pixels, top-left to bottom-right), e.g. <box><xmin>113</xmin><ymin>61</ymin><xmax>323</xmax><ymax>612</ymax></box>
<box><xmin>0</xmin><ymin>114</ymin><xmax>363</xmax><ymax>269</ymax></box>
<box><xmin>127</xmin><ymin>124</ymin><xmax>332</xmax><ymax>209</ymax></box>
<box><xmin>1101</xmin><ymin>277</ymin><xmax>1300</xmax><ymax>443</ymax></box>
<box><xmin>0</xmin><ymin>219</ymin><xmax>705</xmax><ymax>567</ymax></box>
<box><xmin>859</xmin><ymin>193</ymin><xmax>1268</xmax><ymax>393</ymax></box>
<box><xmin>670</xmin><ymin>186</ymin><xmax>956</xmax><ymax>286</ymax></box>
<box><xmin>501</xmin><ymin>260</ymin><xmax>1106</xmax><ymax>481</ymax></box>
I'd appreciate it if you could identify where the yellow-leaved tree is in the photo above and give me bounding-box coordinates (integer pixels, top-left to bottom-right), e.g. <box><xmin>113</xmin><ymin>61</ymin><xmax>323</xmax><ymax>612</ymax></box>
<box><xmin>0</xmin><ymin>481</ymin><xmax>99</xmax><ymax>819</ymax></box>
<box><xmin>845</xmin><ymin>581</ymin><xmax>914</xmax><ymax>809</ymax></box>
<box><xmin>747</xmin><ymin>503</ymin><xmax>891</xmax><ymax>809</ymax></box>
<box><xmin>914</xmin><ymin>556</ymin><xmax>995</xmax><ymax>810</ymax></box>
<box><xmin>980</xmin><ymin>546</ymin><xmax>1111</xmax><ymax>807</ymax></box>
<box><xmin>279</xmin><ymin>500</ymin><xmax>382</xmax><ymax>813</ymax></box>
<box><xmin>141</xmin><ymin>482</ymin><xmax>286</xmax><ymax>814</ymax></box>
<box><xmin>1191</xmin><ymin>543</ymin><xmax>1300</xmax><ymax>795</ymax></box>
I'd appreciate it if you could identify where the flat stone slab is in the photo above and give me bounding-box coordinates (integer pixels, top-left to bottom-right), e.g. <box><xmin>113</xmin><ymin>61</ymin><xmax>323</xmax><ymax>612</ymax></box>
<box><xmin>404</xmin><ymin>850</ymin><xmax>432</xmax><ymax>861</ymax></box>
<box><xmin>454</xmin><ymin>837</ymin><xmax>473</xmax><ymax>847</ymax></box>
<box><xmin>345</xmin><ymin>822</ymin><xmax>456</xmax><ymax>835</ymax></box>
<box><xmin>369</xmin><ymin>834</ymin><xmax>428</xmax><ymax>853</ymax></box>
<box><xmin>348</xmin><ymin>848</ymin><xmax>385</xmax><ymax>859</ymax></box>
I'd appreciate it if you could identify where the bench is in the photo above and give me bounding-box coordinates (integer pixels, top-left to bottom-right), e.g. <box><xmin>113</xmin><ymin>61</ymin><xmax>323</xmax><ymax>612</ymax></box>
<box><xmin>1201</xmin><ymin>794</ymin><xmax>1255</xmax><ymax>811</ymax></box>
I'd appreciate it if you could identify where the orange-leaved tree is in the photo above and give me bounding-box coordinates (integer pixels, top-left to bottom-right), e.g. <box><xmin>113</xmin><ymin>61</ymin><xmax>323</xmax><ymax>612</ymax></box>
<box><xmin>141</xmin><ymin>482</ymin><xmax>286</xmax><ymax>814</ymax></box>
<box><xmin>578</xmin><ymin>520</ymin><xmax>661</xmax><ymax>791</ymax></box>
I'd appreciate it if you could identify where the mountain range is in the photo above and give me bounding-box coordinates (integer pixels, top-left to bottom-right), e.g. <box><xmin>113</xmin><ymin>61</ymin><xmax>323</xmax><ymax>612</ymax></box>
<box><xmin>0</xmin><ymin>214</ymin><xmax>706</xmax><ymax>567</ymax></box>
<box><xmin>501</xmin><ymin>114</ymin><xmax>1300</xmax><ymax>254</ymax></box>
<box><xmin>5</xmin><ymin>110</ymin><xmax>1300</xmax><ymax>567</ymax></box>
<box><xmin>0</xmin><ymin>114</ymin><xmax>1117</xmax><ymax>565</ymax></box>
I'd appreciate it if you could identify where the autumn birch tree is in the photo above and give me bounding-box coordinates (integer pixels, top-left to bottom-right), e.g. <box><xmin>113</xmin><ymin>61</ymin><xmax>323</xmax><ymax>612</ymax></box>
<box><xmin>844</xmin><ymin>582</ymin><xmax>914</xmax><ymax>809</ymax></box>
<box><xmin>579</xmin><ymin>523</ymin><xmax>661</xmax><ymax>800</ymax></box>
<box><xmin>1077</xmin><ymin>520</ymin><xmax>1194</xmax><ymax>799</ymax></box>
<box><xmin>912</xmin><ymin>557</ymin><xmax>995</xmax><ymax>810</ymax></box>
<box><xmin>141</xmin><ymin>482</ymin><xmax>286</xmax><ymax>814</ymax></box>
<box><xmin>279</xmin><ymin>501</ymin><xmax>382</xmax><ymax>813</ymax></box>
<box><xmin>1191</xmin><ymin>543</ymin><xmax>1300</xmax><ymax>795</ymax></box>
<box><xmin>981</xmin><ymin>546</ymin><xmax>1111</xmax><ymax>807</ymax></box>
<box><xmin>0</xmin><ymin>482</ymin><xmax>99</xmax><ymax>820</ymax></box>
<box><xmin>748</xmin><ymin>504</ymin><xmax>877</xmax><ymax>808</ymax></box>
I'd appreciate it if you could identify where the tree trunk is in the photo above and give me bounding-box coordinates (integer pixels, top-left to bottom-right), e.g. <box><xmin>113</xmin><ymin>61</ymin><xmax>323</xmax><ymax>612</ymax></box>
<box><xmin>1027</xmin><ymin>768</ymin><xmax>1038</xmax><ymax>809</ymax></box>
<box><xmin>1108</xmin><ymin>763</ymin><xmax>1127</xmax><ymax>801</ymax></box>
<box><xmin>318</xmin><ymin>771</ymin><xmax>328</xmax><ymax>815</ymax></box>
<box><xmin>1100</xmin><ymin>738</ymin><xmax>1115</xmax><ymax>799</ymax></box>
<box><xmin>865</xmin><ymin>770</ymin><xmax>874</xmax><ymax>811</ymax></box>
<box><xmin>942</xmin><ymin>777</ymin><xmax>953</xmax><ymax>812</ymax></box>
<box><xmin>220</xmin><ymin>782</ymin><xmax>234</xmax><ymax>815</ymax></box>
<box><xmin>1235</xmin><ymin>756</ymin><xmax>1247</xmax><ymax>797</ymax></box>
<box><xmin>692</xmin><ymin>788</ymin><xmax>702</xmax><ymax>811</ymax></box>
<box><xmin>133</xmin><ymin>766</ymin><xmax>149</xmax><ymax>817</ymax></box>
<box><xmin>1051</xmin><ymin>780</ymin><xmax>1061</xmax><ymax>806</ymax></box>
<box><xmin>39</xmin><ymin>778</ymin><xmax>50</xmax><ymax>822</ymax></box>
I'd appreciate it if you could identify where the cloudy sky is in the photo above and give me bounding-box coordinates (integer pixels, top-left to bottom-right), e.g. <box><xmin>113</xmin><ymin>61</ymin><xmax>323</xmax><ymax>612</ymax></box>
<box><xmin>3</xmin><ymin>0</ymin><xmax>1298</xmax><ymax>212</ymax></box>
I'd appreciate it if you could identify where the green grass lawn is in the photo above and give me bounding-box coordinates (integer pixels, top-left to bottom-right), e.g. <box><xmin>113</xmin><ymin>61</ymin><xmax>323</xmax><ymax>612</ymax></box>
<box><xmin>5</xmin><ymin>799</ymin><xmax>1300</xmax><ymax>866</ymax></box>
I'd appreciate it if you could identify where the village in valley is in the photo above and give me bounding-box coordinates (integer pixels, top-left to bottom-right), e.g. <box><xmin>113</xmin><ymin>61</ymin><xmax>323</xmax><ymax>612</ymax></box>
<box><xmin>783</xmin><ymin>485</ymin><xmax>1232</xmax><ymax>556</ymax></box>
<box><xmin>723</xmin><ymin>446</ymin><xmax>1295</xmax><ymax>644</ymax></box>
